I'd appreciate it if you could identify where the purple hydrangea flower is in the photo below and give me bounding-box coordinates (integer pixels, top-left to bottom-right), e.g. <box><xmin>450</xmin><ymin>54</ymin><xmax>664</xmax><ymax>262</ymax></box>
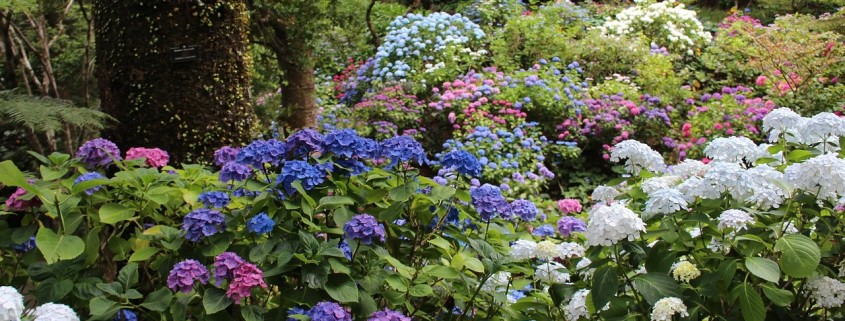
<box><xmin>380</xmin><ymin>136</ymin><xmax>427</xmax><ymax>169</ymax></box>
<box><xmin>557</xmin><ymin>216</ymin><xmax>586</xmax><ymax>237</ymax></box>
<box><xmin>286</xmin><ymin>128</ymin><xmax>324</xmax><ymax>158</ymax></box>
<box><xmin>237</xmin><ymin>139</ymin><xmax>286</xmax><ymax>167</ymax></box>
<box><xmin>440</xmin><ymin>150</ymin><xmax>482</xmax><ymax>177</ymax></box>
<box><xmin>114</xmin><ymin>309</ymin><xmax>137</xmax><ymax>321</ymax></box>
<box><xmin>198</xmin><ymin>191</ymin><xmax>230</xmax><ymax>208</ymax></box>
<box><xmin>532</xmin><ymin>224</ymin><xmax>556</xmax><ymax>237</ymax></box>
<box><xmin>471</xmin><ymin>184</ymin><xmax>507</xmax><ymax>221</ymax></box>
<box><xmin>343</xmin><ymin>214</ymin><xmax>385</xmax><ymax>245</ymax></box>
<box><xmin>323</xmin><ymin>129</ymin><xmax>367</xmax><ymax>159</ymax></box>
<box><xmin>76</xmin><ymin>138</ymin><xmax>121</xmax><ymax>168</ymax></box>
<box><xmin>213</xmin><ymin>252</ymin><xmax>245</xmax><ymax>285</ymax></box>
<box><xmin>509</xmin><ymin>200</ymin><xmax>538</xmax><ymax>221</ymax></box>
<box><xmin>247</xmin><ymin>213</ymin><xmax>275</xmax><ymax>234</ymax></box>
<box><xmin>213</xmin><ymin>146</ymin><xmax>240</xmax><ymax>166</ymax></box>
<box><xmin>307</xmin><ymin>301</ymin><xmax>352</xmax><ymax>321</ymax></box>
<box><xmin>73</xmin><ymin>172</ymin><xmax>105</xmax><ymax>195</ymax></box>
<box><xmin>166</xmin><ymin>259</ymin><xmax>209</xmax><ymax>293</ymax></box>
<box><xmin>226</xmin><ymin>262</ymin><xmax>267</xmax><ymax>304</ymax></box>
<box><xmin>182</xmin><ymin>209</ymin><xmax>226</xmax><ymax>242</ymax></box>
<box><xmin>368</xmin><ymin>309</ymin><xmax>411</xmax><ymax>321</ymax></box>
<box><xmin>287</xmin><ymin>307</ymin><xmax>308</xmax><ymax>321</ymax></box>
<box><xmin>339</xmin><ymin>239</ymin><xmax>352</xmax><ymax>260</ymax></box>
<box><xmin>12</xmin><ymin>236</ymin><xmax>36</xmax><ymax>253</ymax></box>
<box><xmin>220</xmin><ymin>162</ymin><xmax>251</xmax><ymax>183</ymax></box>
<box><xmin>277</xmin><ymin>160</ymin><xmax>327</xmax><ymax>195</ymax></box>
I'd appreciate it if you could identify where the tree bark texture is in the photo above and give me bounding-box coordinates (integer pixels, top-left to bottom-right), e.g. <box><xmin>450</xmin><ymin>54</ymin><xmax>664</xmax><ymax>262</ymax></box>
<box><xmin>93</xmin><ymin>0</ymin><xmax>256</xmax><ymax>163</ymax></box>
<box><xmin>266</xmin><ymin>20</ymin><xmax>317</xmax><ymax>130</ymax></box>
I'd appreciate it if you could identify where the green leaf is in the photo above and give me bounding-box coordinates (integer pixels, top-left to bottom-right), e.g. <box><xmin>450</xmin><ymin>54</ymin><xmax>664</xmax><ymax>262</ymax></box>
<box><xmin>291</xmin><ymin>181</ymin><xmax>317</xmax><ymax>207</ymax></box>
<box><xmin>203</xmin><ymin>288</ymin><xmax>233</xmax><ymax>314</ymax></box>
<box><xmin>732</xmin><ymin>283</ymin><xmax>766</xmax><ymax>321</ymax></box>
<box><xmin>241</xmin><ymin>306</ymin><xmax>263</xmax><ymax>321</ymax></box>
<box><xmin>377</xmin><ymin>202</ymin><xmax>404</xmax><ymax>223</ymax></box>
<box><xmin>591</xmin><ymin>266</ymin><xmax>619</xmax><ymax>310</ymax></box>
<box><xmin>425</xmin><ymin>265</ymin><xmax>461</xmax><ymax>279</ymax></box>
<box><xmin>36</xmin><ymin>228</ymin><xmax>85</xmax><ymax>263</ymax></box>
<box><xmin>631</xmin><ymin>273</ymin><xmax>681</xmax><ymax>305</ymax></box>
<box><xmin>84</xmin><ymin>227</ymin><xmax>101</xmax><ymax>265</ymax></box>
<box><xmin>430</xmin><ymin>185</ymin><xmax>456</xmax><ymax>201</ymax></box>
<box><xmin>140</xmin><ymin>287</ymin><xmax>173</xmax><ymax>312</ymax></box>
<box><xmin>745</xmin><ymin>257</ymin><xmax>781</xmax><ymax>283</ymax></box>
<box><xmin>98</xmin><ymin>203</ymin><xmax>136</xmax><ymax>225</ymax></box>
<box><xmin>774</xmin><ymin>234</ymin><xmax>820</xmax><ymax>277</ymax></box>
<box><xmin>128</xmin><ymin>247</ymin><xmax>159</xmax><ymax>262</ymax></box>
<box><xmin>761</xmin><ymin>283</ymin><xmax>794</xmax><ymax>307</ymax></box>
<box><xmin>89</xmin><ymin>297</ymin><xmax>119</xmax><ymax>320</ymax></box>
<box><xmin>389</xmin><ymin>181</ymin><xmax>418</xmax><ymax>202</ymax></box>
<box><xmin>318</xmin><ymin>196</ymin><xmax>355</xmax><ymax>209</ymax></box>
<box><xmin>202</xmin><ymin>233</ymin><xmax>234</xmax><ymax>257</ymax></box>
<box><xmin>409</xmin><ymin>284</ymin><xmax>433</xmax><ymax>297</ymax></box>
<box><xmin>40</xmin><ymin>165</ymin><xmax>68</xmax><ymax>181</ymax></box>
<box><xmin>325</xmin><ymin>273</ymin><xmax>359</xmax><ymax>303</ymax></box>
<box><xmin>0</xmin><ymin>161</ymin><xmax>38</xmax><ymax>194</ymax></box>
<box><xmin>118</xmin><ymin>263</ymin><xmax>139</xmax><ymax>291</ymax></box>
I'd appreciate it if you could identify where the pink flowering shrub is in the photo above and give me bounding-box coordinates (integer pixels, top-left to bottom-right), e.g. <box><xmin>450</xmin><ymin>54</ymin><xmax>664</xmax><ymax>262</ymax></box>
<box><xmin>126</xmin><ymin>147</ymin><xmax>169</xmax><ymax>167</ymax></box>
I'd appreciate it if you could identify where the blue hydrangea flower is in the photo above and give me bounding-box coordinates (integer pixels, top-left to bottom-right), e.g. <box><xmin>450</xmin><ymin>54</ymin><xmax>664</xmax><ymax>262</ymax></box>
<box><xmin>198</xmin><ymin>191</ymin><xmax>230</xmax><ymax>208</ymax></box>
<box><xmin>247</xmin><ymin>213</ymin><xmax>275</xmax><ymax>234</ymax></box>
<box><xmin>368</xmin><ymin>309</ymin><xmax>411</xmax><ymax>321</ymax></box>
<box><xmin>359</xmin><ymin>138</ymin><xmax>381</xmax><ymax>159</ymax></box>
<box><xmin>182</xmin><ymin>209</ymin><xmax>226</xmax><ymax>242</ymax></box>
<box><xmin>532</xmin><ymin>224</ymin><xmax>556</xmax><ymax>237</ymax></box>
<box><xmin>471</xmin><ymin>184</ymin><xmax>507</xmax><ymax>221</ymax></box>
<box><xmin>237</xmin><ymin>139</ymin><xmax>286</xmax><ymax>167</ymax></box>
<box><xmin>219</xmin><ymin>162</ymin><xmax>251</xmax><ymax>183</ymax></box>
<box><xmin>439</xmin><ymin>150</ymin><xmax>481</xmax><ymax>177</ymax></box>
<box><xmin>73</xmin><ymin>172</ymin><xmax>105</xmax><ymax>195</ymax></box>
<box><xmin>114</xmin><ymin>309</ymin><xmax>138</xmax><ymax>321</ymax></box>
<box><xmin>379</xmin><ymin>136</ymin><xmax>427</xmax><ymax>169</ymax></box>
<box><xmin>306</xmin><ymin>301</ymin><xmax>352</xmax><ymax>321</ymax></box>
<box><xmin>339</xmin><ymin>239</ymin><xmax>352</xmax><ymax>260</ymax></box>
<box><xmin>323</xmin><ymin>129</ymin><xmax>366</xmax><ymax>159</ymax></box>
<box><xmin>277</xmin><ymin>160</ymin><xmax>327</xmax><ymax>195</ymax></box>
<box><xmin>12</xmin><ymin>236</ymin><xmax>36</xmax><ymax>253</ymax></box>
<box><xmin>286</xmin><ymin>129</ymin><xmax>324</xmax><ymax>158</ymax></box>
<box><xmin>343</xmin><ymin>214</ymin><xmax>385</xmax><ymax>245</ymax></box>
<box><xmin>333</xmin><ymin>159</ymin><xmax>370</xmax><ymax>176</ymax></box>
<box><xmin>287</xmin><ymin>306</ymin><xmax>308</xmax><ymax>321</ymax></box>
<box><xmin>213</xmin><ymin>146</ymin><xmax>240</xmax><ymax>166</ymax></box>
<box><xmin>508</xmin><ymin>200</ymin><xmax>537</xmax><ymax>221</ymax></box>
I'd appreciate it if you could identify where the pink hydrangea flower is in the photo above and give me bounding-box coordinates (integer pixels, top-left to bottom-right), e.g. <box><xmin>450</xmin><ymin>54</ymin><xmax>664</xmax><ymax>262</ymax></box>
<box><xmin>755</xmin><ymin>75</ymin><xmax>767</xmax><ymax>86</ymax></box>
<box><xmin>5</xmin><ymin>187</ymin><xmax>40</xmax><ymax>211</ymax></box>
<box><xmin>557</xmin><ymin>199</ymin><xmax>583</xmax><ymax>214</ymax></box>
<box><xmin>126</xmin><ymin>147</ymin><xmax>169</xmax><ymax>167</ymax></box>
<box><xmin>225</xmin><ymin>262</ymin><xmax>267</xmax><ymax>304</ymax></box>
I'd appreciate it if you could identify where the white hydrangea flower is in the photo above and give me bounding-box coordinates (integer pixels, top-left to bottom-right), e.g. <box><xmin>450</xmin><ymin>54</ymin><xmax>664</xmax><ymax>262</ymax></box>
<box><xmin>586</xmin><ymin>203</ymin><xmax>646</xmax><ymax>247</ymax></box>
<box><xmin>707</xmin><ymin>237</ymin><xmax>730</xmax><ymax>254</ymax></box>
<box><xmin>565</xmin><ymin>289</ymin><xmax>590</xmax><ymax>321</ymax></box>
<box><xmin>481</xmin><ymin>271</ymin><xmax>511</xmax><ymax>292</ymax></box>
<box><xmin>610</xmin><ymin>140</ymin><xmax>666</xmax><ymax>175</ymax></box>
<box><xmin>510</xmin><ymin>239</ymin><xmax>537</xmax><ymax>260</ymax></box>
<box><xmin>704</xmin><ymin>137</ymin><xmax>761</xmax><ymax>164</ymax></box>
<box><xmin>756</xmin><ymin>143</ymin><xmax>785</xmax><ymax>166</ymax></box>
<box><xmin>558</xmin><ymin>242</ymin><xmax>586</xmax><ymax>259</ymax></box>
<box><xmin>641</xmin><ymin>176</ymin><xmax>682</xmax><ymax>194</ymax></box>
<box><xmin>0</xmin><ymin>286</ymin><xmax>24</xmax><ymax>321</ymax></box>
<box><xmin>806</xmin><ymin>276</ymin><xmax>845</xmax><ymax>308</ymax></box>
<box><xmin>644</xmin><ymin>188</ymin><xmax>689</xmax><ymax>215</ymax></box>
<box><xmin>687</xmin><ymin>227</ymin><xmax>701</xmax><ymax>238</ymax></box>
<box><xmin>31</xmin><ymin>303</ymin><xmax>79</xmax><ymax>321</ymax></box>
<box><xmin>669</xmin><ymin>159</ymin><xmax>708</xmax><ymax>178</ymax></box>
<box><xmin>535</xmin><ymin>262</ymin><xmax>570</xmax><ymax>284</ymax></box>
<box><xmin>784</xmin><ymin>153</ymin><xmax>845</xmax><ymax>204</ymax></box>
<box><xmin>718</xmin><ymin>209</ymin><xmax>755</xmax><ymax>232</ymax></box>
<box><xmin>704</xmin><ymin>161</ymin><xmax>755</xmax><ymax>200</ymax></box>
<box><xmin>650</xmin><ymin>297</ymin><xmax>689</xmax><ymax>321</ymax></box>
<box><xmin>744</xmin><ymin>165</ymin><xmax>790</xmax><ymax>210</ymax></box>
<box><xmin>535</xmin><ymin>240</ymin><xmax>561</xmax><ymax>260</ymax></box>
<box><xmin>796</xmin><ymin>112</ymin><xmax>845</xmax><ymax>146</ymax></box>
<box><xmin>671</xmin><ymin>261</ymin><xmax>701</xmax><ymax>282</ymax></box>
<box><xmin>763</xmin><ymin>107</ymin><xmax>804</xmax><ymax>142</ymax></box>
<box><xmin>676</xmin><ymin>176</ymin><xmax>720</xmax><ymax>201</ymax></box>
<box><xmin>592</xmin><ymin>185</ymin><xmax>622</xmax><ymax>204</ymax></box>
<box><xmin>576</xmin><ymin>258</ymin><xmax>594</xmax><ymax>278</ymax></box>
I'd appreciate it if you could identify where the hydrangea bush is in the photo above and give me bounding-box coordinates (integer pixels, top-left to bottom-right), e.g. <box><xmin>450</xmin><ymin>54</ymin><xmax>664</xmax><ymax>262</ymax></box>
<box><xmin>597</xmin><ymin>0</ymin><xmax>712</xmax><ymax>55</ymax></box>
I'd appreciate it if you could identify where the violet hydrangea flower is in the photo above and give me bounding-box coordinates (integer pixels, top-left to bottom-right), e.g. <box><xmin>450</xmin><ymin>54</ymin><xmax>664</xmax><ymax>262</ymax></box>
<box><xmin>557</xmin><ymin>216</ymin><xmax>587</xmax><ymax>237</ymax></box>
<box><xmin>198</xmin><ymin>191</ymin><xmax>230</xmax><ymax>208</ymax></box>
<box><xmin>247</xmin><ymin>213</ymin><xmax>275</xmax><ymax>234</ymax></box>
<box><xmin>76</xmin><ymin>138</ymin><xmax>121</xmax><ymax>168</ymax></box>
<box><xmin>213</xmin><ymin>252</ymin><xmax>245</xmax><ymax>285</ymax></box>
<box><xmin>181</xmin><ymin>209</ymin><xmax>226</xmax><ymax>242</ymax></box>
<box><xmin>439</xmin><ymin>150</ymin><xmax>482</xmax><ymax>177</ymax></box>
<box><xmin>219</xmin><ymin>162</ymin><xmax>251</xmax><ymax>183</ymax></box>
<box><xmin>5</xmin><ymin>187</ymin><xmax>40</xmax><ymax>211</ymax></box>
<box><xmin>509</xmin><ymin>200</ymin><xmax>538</xmax><ymax>221</ymax></box>
<box><xmin>114</xmin><ymin>309</ymin><xmax>137</xmax><ymax>321</ymax></box>
<box><xmin>532</xmin><ymin>224</ymin><xmax>556</xmax><ymax>237</ymax></box>
<box><xmin>307</xmin><ymin>301</ymin><xmax>352</xmax><ymax>321</ymax></box>
<box><xmin>12</xmin><ymin>236</ymin><xmax>36</xmax><ymax>253</ymax></box>
<box><xmin>237</xmin><ymin>139</ymin><xmax>286</xmax><ymax>167</ymax></box>
<box><xmin>286</xmin><ymin>128</ymin><xmax>324</xmax><ymax>158</ymax></box>
<box><xmin>368</xmin><ymin>309</ymin><xmax>411</xmax><ymax>321</ymax></box>
<box><xmin>323</xmin><ymin>129</ymin><xmax>367</xmax><ymax>159</ymax></box>
<box><xmin>213</xmin><ymin>146</ymin><xmax>240</xmax><ymax>166</ymax></box>
<box><xmin>379</xmin><ymin>136</ymin><xmax>427</xmax><ymax>169</ymax></box>
<box><xmin>226</xmin><ymin>262</ymin><xmax>267</xmax><ymax>304</ymax></box>
<box><xmin>471</xmin><ymin>184</ymin><xmax>507</xmax><ymax>221</ymax></box>
<box><xmin>73</xmin><ymin>172</ymin><xmax>105</xmax><ymax>195</ymax></box>
<box><xmin>287</xmin><ymin>307</ymin><xmax>308</xmax><ymax>321</ymax></box>
<box><xmin>125</xmin><ymin>147</ymin><xmax>169</xmax><ymax>167</ymax></box>
<box><xmin>277</xmin><ymin>160</ymin><xmax>326</xmax><ymax>195</ymax></box>
<box><xmin>167</xmin><ymin>259</ymin><xmax>209</xmax><ymax>293</ymax></box>
<box><xmin>343</xmin><ymin>214</ymin><xmax>385</xmax><ymax>245</ymax></box>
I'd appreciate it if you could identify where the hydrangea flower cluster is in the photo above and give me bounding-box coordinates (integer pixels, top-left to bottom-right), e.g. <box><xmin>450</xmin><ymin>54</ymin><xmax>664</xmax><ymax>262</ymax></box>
<box><xmin>76</xmin><ymin>138</ymin><xmax>121</xmax><ymax>168</ymax></box>
<box><xmin>564</xmin><ymin>289</ymin><xmax>591</xmax><ymax>321</ymax></box>
<box><xmin>650</xmin><ymin>297</ymin><xmax>689</xmax><ymax>321</ymax></box>
<box><xmin>237</xmin><ymin>139</ymin><xmax>286</xmax><ymax>168</ymax></box>
<box><xmin>557</xmin><ymin>216</ymin><xmax>587</xmax><ymax>237</ymax></box>
<box><xmin>247</xmin><ymin>213</ymin><xmax>275</xmax><ymax>234</ymax></box>
<box><xmin>0</xmin><ymin>286</ymin><xmax>24</xmax><ymax>321</ymax></box>
<box><xmin>557</xmin><ymin>199</ymin><xmax>582</xmax><ymax>214</ymax></box>
<box><xmin>321</xmin><ymin>129</ymin><xmax>380</xmax><ymax>176</ymax></box>
<box><xmin>5</xmin><ymin>186</ymin><xmax>40</xmax><ymax>212</ymax></box>
<box><xmin>371</xmin><ymin>12</ymin><xmax>485</xmax><ymax>82</ymax></box>
<box><xmin>211</xmin><ymin>252</ymin><xmax>266</xmax><ymax>303</ymax></box>
<box><xmin>598</xmin><ymin>0</ymin><xmax>712</xmax><ymax>55</ymax></box>
<box><xmin>470</xmin><ymin>184</ymin><xmax>508</xmax><ymax>221</ymax></box>
<box><xmin>671</xmin><ymin>261</ymin><xmax>701</xmax><ymax>282</ymax></box>
<box><xmin>167</xmin><ymin>259</ymin><xmax>210</xmax><ymax>293</ymax></box>
<box><xmin>343</xmin><ymin>214</ymin><xmax>386</xmax><ymax>245</ymax></box>
<box><xmin>31</xmin><ymin>302</ymin><xmax>80</xmax><ymax>321</ymax></box>
<box><xmin>585</xmin><ymin>203</ymin><xmax>647</xmax><ymax>246</ymax></box>
<box><xmin>367</xmin><ymin>309</ymin><xmax>412</xmax><ymax>321</ymax></box>
<box><xmin>285</xmin><ymin>128</ymin><xmax>324</xmax><ymax>158</ymax></box>
<box><xmin>125</xmin><ymin>147</ymin><xmax>169</xmax><ymax>167</ymax></box>
<box><xmin>213</xmin><ymin>146</ymin><xmax>240</xmax><ymax>166</ymax></box>
<box><xmin>114</xmin><ymin>309</ymin><xmax>137</xmax><ymax>321</ymax></box>
<box><xmin>219</xmin><ymin>162</ymin><xmax>251</xmax><ymax>183</ymax></box>
<box><xmin>806</xmin><ymin>276</ymin><xmax>845</xmax><ymax>308</ymax></box>
<box><xmin>438</xmin><ymin>149</ymin><xmax>482</xmax><ymax>177</ymax></box>
<box><xmin>277</xmin><ymin>160</ymin><xmax>328</xmax><ymax>196</ymax></box>
<box><xmin>379</xmin><ymin>135</ymin><xmax>426</xmax><ymax>169</ymax></box>
<box><xmin>181</xmin><ymin>209</ymin><xmax>226</xmax><ymax>242</ymax></box>
<box><xmin>508</xmin><ymin>199</ymin><xmax>537</xmax><ymax>221</ymax></box>
<box><xmin>73</xmin><ymin>172</ymin><xmax>105</xmax><ymax>195</ymax></box>
<box><xmin>307</xmin><ymin>301</ymin><xmax>352</xmax><ymax>321</ymax></box>
<box><xmin>197</xmin><ymin>191</ymin><xmax>230</xmax><ymax>208</ymax></box>
<box><xmin>609</xmin><ymin>140</ymin><xmax>666</xmax><ymax>175</ymax></box>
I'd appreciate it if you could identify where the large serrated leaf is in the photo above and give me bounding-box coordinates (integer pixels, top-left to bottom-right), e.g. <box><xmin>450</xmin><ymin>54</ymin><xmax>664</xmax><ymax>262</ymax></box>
<box><xmin>774</xmin><ymin>234</ymin><xmax>820</xmax><ymax>277</ymax></box>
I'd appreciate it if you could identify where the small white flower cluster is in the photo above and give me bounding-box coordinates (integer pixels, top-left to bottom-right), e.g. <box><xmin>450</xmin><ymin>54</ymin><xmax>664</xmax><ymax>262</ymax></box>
<box><xmin>806</xmin><ymin>276</ymin><xmax>845</xmax><ymax>308</ymax></box>
<box><xmin>671</xmin><ymin>261</ymin><xmax>701</xmax><ymax>282</ymax></box>
<box><xmin>764</xmin><ymin>108</ymin><xmax>845</xmax><ymax>152</ymax></box>
<box><xmin>641</xmin><ymin>175</ymin><xmax>683</xmax><ymax>194</ymax></box>
<box><xmin>585</xmin><ymin>203</ymin><xmax>646</xmax><ymax>247</ymax></box>
<box><xmin>704</xmin><ymin>137</ymin><xmax>762</xmax><ymax>163</ymax></box>
<box><xmin>597</xmin><ymin>0</ymin><xmax>712</xmax><ymax>55</ymax></box>
<box><xmin>0</xmin><ymin>286</ymin><xmax>24</xmax><ymax>321</ymax></box>
<box><xmin>717</xmin><ymin>209</ymin><xmax>755</xmax><ymax>233</ymax></box>
<box><xmin>535</xmin><ymin>261</ymin><xmax>571</xmax><ymax>284</ymax></box>
<box><xmin>481</xmin><ymin>271</ymin><xmax>511</xmax><ymax>292</ymax></box>
<box><xmin>650</xmin><ymin>297</ymin><xmax>689</xmax><ymax>321</ymax></box>
<box><xmin>509</xmin><ymin>239</ymin><xmax>585</xmax><ymax>260</ymax></box>
<box><xmin>644</xmin><ymin>188</ymin><xmax>689</xmax><ymax>215</ymax></box>
<box><xmin>0</xmin><ymin>287</ymin><xmax>79</xmax><ymax>321</ymax></box>
<box><xmin>31</xmin><ymin>303</ymin><xmax>80</xmax><ymax>321</ymax></box>
<box><xmin>564</xmin><ymin>289</ymin><xmax>591</xmax><ymax>321</ymax></box>
<box><xmin>785</xmin><ymin>153</ymin><xmax>845</xmax><ymax>205</ymax></box>
<box><xmin>592</xmin><ymin>185</ymin><xmax>622</xmax><ymax>204</ymax></box>
<box><xmin>610</xmin><ymin>140</ymin><xmax>666</xmax><ymax>175</ymax></box>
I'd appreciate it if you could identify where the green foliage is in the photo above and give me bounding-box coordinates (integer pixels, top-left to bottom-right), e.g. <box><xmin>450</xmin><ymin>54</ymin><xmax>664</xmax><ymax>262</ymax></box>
<box><xmin>0</xmin><ymin>91</ymin><xmax>112</xmax><ymax>132</ymax></box>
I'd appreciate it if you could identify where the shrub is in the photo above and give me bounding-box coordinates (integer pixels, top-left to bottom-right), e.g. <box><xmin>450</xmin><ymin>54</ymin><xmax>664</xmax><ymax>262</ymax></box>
<box><xmin>597</xmin><ymin>0</ymin><xmax>712</xmax><ymax>55</ymax></box>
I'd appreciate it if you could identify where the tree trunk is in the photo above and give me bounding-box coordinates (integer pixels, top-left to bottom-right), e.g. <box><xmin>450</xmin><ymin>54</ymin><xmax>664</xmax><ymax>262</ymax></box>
<box><xmin>277</xmin><ymin>41</ymin><xmax>317</xmax><ymax>130</ymax></box>
<box><xmin>93</xmin><ymin>0</ymin><xmax>256</xmax><ymax>163</ymax></box>
<box><xmin>0</xmin><ymin>11</ymin><xmax>17</xmax><ymax>90</ymax></box>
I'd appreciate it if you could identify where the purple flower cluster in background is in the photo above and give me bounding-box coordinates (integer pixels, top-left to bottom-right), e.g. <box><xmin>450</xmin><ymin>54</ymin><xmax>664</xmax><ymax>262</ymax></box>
<box><xmin>343</xmin><ymin>214</ymin><xmax>386</xmax><ymax>245</ymax></box>
<box><xmin>76</xmin><ymin>138</ymin><xmax>121</xmax><ymax>168</ymax></box>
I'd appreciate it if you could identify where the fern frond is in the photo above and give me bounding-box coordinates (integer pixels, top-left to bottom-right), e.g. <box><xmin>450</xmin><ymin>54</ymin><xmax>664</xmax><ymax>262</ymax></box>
<box><xmin>0</xmin><ymin>90</ymin><xmax>114</xmax><ymax>132</ymax></box>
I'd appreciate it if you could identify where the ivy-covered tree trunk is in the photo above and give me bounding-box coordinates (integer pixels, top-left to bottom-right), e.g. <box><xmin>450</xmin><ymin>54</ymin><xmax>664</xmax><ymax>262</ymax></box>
<box><xmin>270</xmin><ymin>24</ymin><xmax>318</xmax><ymax>130</ymax></box>
<box><xmin>93</xmin><ymin>0</ymin><xmax>256</xmax><ymax>163</ymax></box>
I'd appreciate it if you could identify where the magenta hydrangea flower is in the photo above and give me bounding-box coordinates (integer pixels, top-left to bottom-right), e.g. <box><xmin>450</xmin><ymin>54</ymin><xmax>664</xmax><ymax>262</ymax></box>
<box><xmin>5</xmin><ymin>187</ymin><xmax>40</xmax><ymax>211</ymax></box>
<box><xmin>76</xmin><ymin>138</ymin><xmax>121</xmax><ymax>168</ymax></box>
<box><xmin>167</xmin><ymin>259</ymin><xmax>209</xmax><ymax>293</ymax></box>
<box><xmin>225</xmin><ymin>262</ymin><xmax>267</xmax><ymax>304</ymax></box>
<box><xmin>213</xmin><ymin>146</ymin><xmax>240</xmax><ymax>166</ymax></box>
<box><xmin>557</xmin><ymin>216</ymin><xmax>586</xmax><ymax>237</ymax></box>
<box><xmin>307</xmin><ymin>301</ymin><xmax>352</xmax><ymax>321</ymax></box>
<box><xmin>368</xmin><ymin>309</ymin><xmax>411</xmax><ymax>321</ymax></box>
<box><xmin>557</xmin><ymin>199</ymin><xmax>582</xmax><ymax>214</ymax></box>
<box><xmin>125</xmin><ymin>147</ymin><xmax>169</xmax><ymax>167</ymax></box>
<box><xmin>213</xmin><ymin>252</ymin><xmax>245</xmax><ymax>286</ymax></box>
<box><xmin>343</xmin><ymin>214</ymin><xmax>385</xmax><ymax>245</ymax></box>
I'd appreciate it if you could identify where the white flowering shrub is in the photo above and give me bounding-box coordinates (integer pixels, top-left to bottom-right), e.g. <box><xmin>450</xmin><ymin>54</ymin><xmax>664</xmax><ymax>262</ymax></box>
<box><xmin>542</xmin><ymin>108</ymin><xmax>845</xmax><ymax>321</ymax></box>
<box><xmin>598</xmin><ymin>0</ymin><xmax>712</xmax><ymax>55</ymax></box>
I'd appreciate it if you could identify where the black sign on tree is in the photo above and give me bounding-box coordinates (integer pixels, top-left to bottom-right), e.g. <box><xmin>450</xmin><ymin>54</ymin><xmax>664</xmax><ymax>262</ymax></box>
<box><xmin>170</xmin><ymin>45</ymin><xmax>200</xmax><ymax>63</ymax></box>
